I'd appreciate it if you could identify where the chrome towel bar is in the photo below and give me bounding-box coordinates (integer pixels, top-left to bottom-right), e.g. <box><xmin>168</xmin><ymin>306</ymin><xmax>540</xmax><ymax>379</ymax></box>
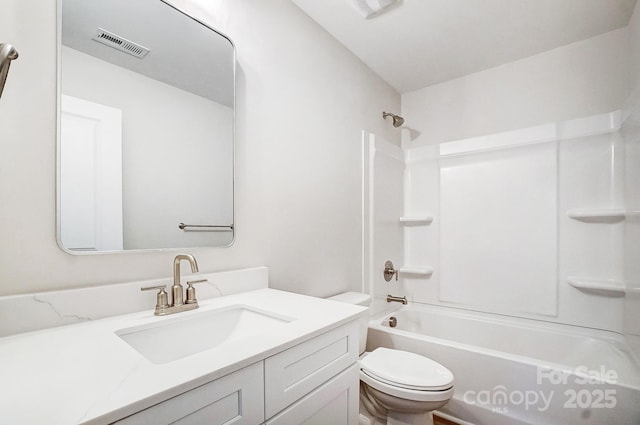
<box><xmin>178</xmin><ymin>223</ymin><xmax>234</xmax><ymax>231</ymax></box>
<box><xmin>0</xmin><ymin>43</ymin><xmax>19</xmax><ymax>100</ymax></box>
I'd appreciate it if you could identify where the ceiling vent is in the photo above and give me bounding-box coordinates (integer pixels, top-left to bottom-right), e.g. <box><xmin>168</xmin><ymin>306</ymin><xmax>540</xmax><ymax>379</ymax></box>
<box><xmin>92</xmin><ymin>28</ymin><xmax>150</xmax><ymax>59</ymax></box>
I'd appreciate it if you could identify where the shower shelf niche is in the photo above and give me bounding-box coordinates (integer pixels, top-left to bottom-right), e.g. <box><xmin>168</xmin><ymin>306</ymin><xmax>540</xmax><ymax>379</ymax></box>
<box><xmin>399</xmin><ymin>266</ymin><xmax>434</xmax><ymax>277</ymax></box>
<box><xmin>567</xmin><ymin>208</ymin><xmax>626</xmax><ymax>223</ymax></box>
<box><xmin>567</xmin><ymin>277</ymin><xmax>625</xmax><ymax>297</ymax></box>
<box><xmin>399</xmin><ymin>216</ymin><xmax>433</xmax><ymax>225</ymax></box>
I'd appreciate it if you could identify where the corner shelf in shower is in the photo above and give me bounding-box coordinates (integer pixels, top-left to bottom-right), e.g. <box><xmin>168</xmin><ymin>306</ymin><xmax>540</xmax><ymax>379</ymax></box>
<box><xmin>567</xmin><ymin>208</ymin><xmax>626</xmax><ymax>223</ymax></box>
<box><xmin>567</xmin><ymin>277</ymin><xmax>625</xmax><ymax>297</ymax></box>
<box><xmin>399</xmin><ymin>266</ymin><xmax>434</xmax><ymax>276</ymax></box>
<box><xmin>399</xmin><ymin>216</ymin><xmax>433</xmax><ymax>225</ymax></box>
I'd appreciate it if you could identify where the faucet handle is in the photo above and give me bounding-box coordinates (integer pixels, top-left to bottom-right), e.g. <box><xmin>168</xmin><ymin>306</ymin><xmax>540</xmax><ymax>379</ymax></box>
<box><xmin>185</xmin><ymin>279</ymin><xmax>207</xmax><ymax>305</ymax></box>
<box><xmin>141</xmin><ymin>285</ymin><xmax>170</xmax><ymax>315</ymax></box>
<box><xmin>383</xmin><ymin>260</ymin><xmax>399</xmax><ymax>282</ymax></box>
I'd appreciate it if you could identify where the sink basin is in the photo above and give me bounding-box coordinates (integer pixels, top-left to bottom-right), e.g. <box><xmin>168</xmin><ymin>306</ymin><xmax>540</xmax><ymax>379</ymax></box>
<box><xmin>116</xmin><ymin>305</ymin><xmax>293</xmax><ymax>364</ymax></box>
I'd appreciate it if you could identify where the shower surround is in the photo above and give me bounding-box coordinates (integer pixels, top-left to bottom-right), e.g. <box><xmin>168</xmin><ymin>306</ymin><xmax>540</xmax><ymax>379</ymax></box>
<box><xmin>398</xmin><ymin>111</ymin><xmax>626</xmax><ymax>331</ymax></box>
<box><xmin>362</xmin><ymin>107</ymin><xmax>640</xmax><ymax>423</ymax></box>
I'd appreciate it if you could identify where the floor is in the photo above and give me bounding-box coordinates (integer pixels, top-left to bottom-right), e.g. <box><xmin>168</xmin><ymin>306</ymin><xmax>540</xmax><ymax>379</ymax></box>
<box><xmin>434</xmin><ymin>414</ymin><xmax>459</xmax><ymax>425</ymax></box>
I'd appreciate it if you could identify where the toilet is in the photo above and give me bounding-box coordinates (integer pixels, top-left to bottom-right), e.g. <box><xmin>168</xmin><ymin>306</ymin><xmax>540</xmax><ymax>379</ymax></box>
<box><xmin>328</xmin><ymin>292</ymin><xmax>454</xmax><ymax>425</ymax></box>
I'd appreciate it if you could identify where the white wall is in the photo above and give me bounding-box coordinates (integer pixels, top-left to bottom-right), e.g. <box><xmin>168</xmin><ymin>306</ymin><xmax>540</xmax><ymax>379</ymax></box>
<box><xmin>62</xmin><ymin>46</ymin><xmax>234</xmax><ymax>249</ymax></box>
<box><xmin>0</xmin><ymin>0</ymin><xmax>400</xmax><ymax>296</ymax></box>
<box><xmin>402</xmin><ymin>28</ymin><xmax>629</xmax><ymax>146</ymax></box>
<box><xmin>624</xmin><ymin>0</ymin><xmax>640</xmax><ymax>362</ymax></box>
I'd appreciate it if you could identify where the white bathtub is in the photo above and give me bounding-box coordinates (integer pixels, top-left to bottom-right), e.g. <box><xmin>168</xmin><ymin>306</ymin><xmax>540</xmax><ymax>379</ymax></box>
<box><xmin>366</xmin><ymin>303</ymin><xmax>640</xmax><ymax>425</ymax></box>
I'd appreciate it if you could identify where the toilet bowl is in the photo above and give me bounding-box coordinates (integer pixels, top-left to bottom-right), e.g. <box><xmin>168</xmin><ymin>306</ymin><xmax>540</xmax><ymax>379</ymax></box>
<box><xmin>359</xmin><ymin>347</ymin><xmax>454</xmax><ymax>425</ymax></box>
<box><xmin>328</xmin><ymin>292</ymin><xmax>454</xmax><ymax>425</ymax></box>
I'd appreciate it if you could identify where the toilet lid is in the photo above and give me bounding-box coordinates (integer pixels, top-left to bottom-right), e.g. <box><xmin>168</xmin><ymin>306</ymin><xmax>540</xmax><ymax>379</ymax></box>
<box><xmin>359</xmin><ymin>348</ymin><xmax>453</xmax><ymax>391</ymax></box>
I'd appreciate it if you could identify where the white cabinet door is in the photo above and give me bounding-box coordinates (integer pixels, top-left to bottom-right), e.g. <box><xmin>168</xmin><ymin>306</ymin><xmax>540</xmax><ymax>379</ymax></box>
<box><xmin>264</xmin><ymin>321</ymin><xmax>359</xmax><ymax>418</ymax></box>
<box><xmin>265</xmin><ymin>364</ymin><xmax>359</xmax><ymax>425</ymax></box>
<box><xmin>114</xmin><ymin>362</ymin><xmax>264</xmax><ymax>425</ymax></box>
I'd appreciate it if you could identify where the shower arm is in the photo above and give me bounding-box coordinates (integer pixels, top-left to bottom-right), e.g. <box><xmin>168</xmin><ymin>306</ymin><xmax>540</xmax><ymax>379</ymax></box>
<box><xmin>0</xmin><ymin>43</ymin><xmax>19</xmax><ymax>100</ymax></box>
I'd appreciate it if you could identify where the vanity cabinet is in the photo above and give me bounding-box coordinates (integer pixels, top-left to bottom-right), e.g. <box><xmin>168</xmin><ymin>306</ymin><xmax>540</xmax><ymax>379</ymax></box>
<box><xmin>264</xmin><ymin>321</ymin><xmax>359</xmax><ymax>418</ymax></box>
<box><xmin>113</xmin><ymin>362</ymin><xmax>264</xmax><ymax>425</ymax></box>
<box><xmin>265</xmin><ymin>364</ymin><xmax>359</xmax><ymax>425</ymax></box>
<box><xmin>113</xmin><ymin>321</ymin><xmax>359</xmax><ymax>425</ymax></box>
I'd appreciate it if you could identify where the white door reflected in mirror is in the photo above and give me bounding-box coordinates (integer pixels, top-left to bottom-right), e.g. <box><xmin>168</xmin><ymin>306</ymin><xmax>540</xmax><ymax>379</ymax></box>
<box><xmin>60</xmin><ymin>95</ymin><xmax>123</xmax><ymax>251</ymax></box>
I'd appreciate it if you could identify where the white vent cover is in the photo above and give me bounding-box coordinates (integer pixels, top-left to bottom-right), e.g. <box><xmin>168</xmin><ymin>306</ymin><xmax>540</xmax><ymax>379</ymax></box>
<box><xmin>92</xmin><ymin>28</ymin><xmax>150</xmax><ymax>59</ymax></box>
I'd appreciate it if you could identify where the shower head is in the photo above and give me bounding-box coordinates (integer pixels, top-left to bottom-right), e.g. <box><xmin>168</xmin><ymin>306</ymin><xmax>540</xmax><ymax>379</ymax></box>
<box><xmin>383</xmin><ymin>112</ymin><xmax>405</xmax><ymax>128</ymax></box>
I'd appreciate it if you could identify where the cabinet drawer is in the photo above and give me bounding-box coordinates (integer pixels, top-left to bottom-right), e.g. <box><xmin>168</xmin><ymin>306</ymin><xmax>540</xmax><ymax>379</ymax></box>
<box><xmin>114</xmin><ymin>362</ymin><xmax>264</xmax><ymax>425</ymax></box>
<box><xmin>264</xmin><ymin>321</ymin><xmax>359</xmax><ymax>418</ymax></box>
<box><xmin>265</xmin><ymin>364</ymin><xmax>359</xmax><ymax>425</ymax></box>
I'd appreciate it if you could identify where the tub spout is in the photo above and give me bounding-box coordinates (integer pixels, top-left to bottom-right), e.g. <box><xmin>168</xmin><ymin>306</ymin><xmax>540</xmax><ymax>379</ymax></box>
<box><xmin>386</xmin><ymin>295</ymin><xmax>407</xmax><ymax>304</ymax></box>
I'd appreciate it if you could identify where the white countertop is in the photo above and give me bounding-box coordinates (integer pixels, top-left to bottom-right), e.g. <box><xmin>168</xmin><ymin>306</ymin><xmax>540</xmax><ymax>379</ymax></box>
<box><xmin>0</xmin><ymin>288</ymin><xmax>365</xmax><ymax>424</ymax></box>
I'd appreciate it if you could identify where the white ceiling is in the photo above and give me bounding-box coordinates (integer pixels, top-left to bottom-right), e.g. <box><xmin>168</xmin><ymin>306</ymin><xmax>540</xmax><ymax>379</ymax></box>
<box><xmin>292</xmin><ymin>0</ymin><xmax>637</xmax><ymax>93</ymax></box>
<box><xmin>62</xmin><ymin>0</ymin><xmax>234</xmax><ymax>106</ymax></box>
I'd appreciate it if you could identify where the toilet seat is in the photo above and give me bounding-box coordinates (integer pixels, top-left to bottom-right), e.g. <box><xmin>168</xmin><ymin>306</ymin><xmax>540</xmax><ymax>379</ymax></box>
<box><xmin>359</xmin><ymin>348</ymin><xmax>454</xmax><ymax>402</ymax></box>
<box><xmin>361</xmin><ymin>370</ymin><xmax>454</xmax><ymax>402</ymax></box>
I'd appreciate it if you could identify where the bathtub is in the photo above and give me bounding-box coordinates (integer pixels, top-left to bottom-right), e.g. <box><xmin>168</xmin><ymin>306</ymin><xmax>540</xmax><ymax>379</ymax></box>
<box><xmin>366</xmin><ymin>303</ymin><xmax>640</xmax><ymax>425</ymax></box>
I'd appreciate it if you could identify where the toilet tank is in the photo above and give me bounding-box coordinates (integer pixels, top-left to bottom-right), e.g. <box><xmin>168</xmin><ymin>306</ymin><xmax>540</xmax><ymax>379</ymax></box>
<box><xmin>327</xmin><ymin>292</ymin><xmax>370</xmax><ymax>354</ymax></box>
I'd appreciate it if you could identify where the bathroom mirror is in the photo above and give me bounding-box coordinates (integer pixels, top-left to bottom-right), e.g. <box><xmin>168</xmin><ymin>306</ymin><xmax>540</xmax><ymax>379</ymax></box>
<box><xmin>57</xmin><ymin>0</ymin><xmax>234</xmax><ymax>252</ymax></box>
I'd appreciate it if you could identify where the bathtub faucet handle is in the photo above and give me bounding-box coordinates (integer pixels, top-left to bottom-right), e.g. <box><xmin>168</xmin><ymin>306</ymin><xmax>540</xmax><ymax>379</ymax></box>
<box><xmin>384</xmin><ymin>260</ymin><xmax>398</xmax><ymax>282</ymax></box>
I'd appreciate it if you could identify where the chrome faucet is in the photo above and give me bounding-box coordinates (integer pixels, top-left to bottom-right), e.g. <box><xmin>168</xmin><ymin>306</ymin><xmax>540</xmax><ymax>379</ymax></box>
<box><xmin>141</xmin><ymin>254</ymin><xmax>207</xmax><ymax>315</ymax></box>
<box><xmin>383</xmin><ymin>260</ymin><xmax>399</xmax><ymax>282</ymax></box>
<box><xmin>172</xmin><ymin>254</ymin><xmax>199</xmax><ymax>306</ymax></box>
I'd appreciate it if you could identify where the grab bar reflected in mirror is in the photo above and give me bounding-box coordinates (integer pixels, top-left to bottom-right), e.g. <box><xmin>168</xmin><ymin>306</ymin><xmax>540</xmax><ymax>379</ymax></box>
<box><xmin>178</xmin><ymin>223</ymin><xmax>234</xmax><ymax>232</ymax></box>
<box><xmin>0</xmin><ymin>43</ymin><xmax>19</xmax><ymax>100</ymax></box>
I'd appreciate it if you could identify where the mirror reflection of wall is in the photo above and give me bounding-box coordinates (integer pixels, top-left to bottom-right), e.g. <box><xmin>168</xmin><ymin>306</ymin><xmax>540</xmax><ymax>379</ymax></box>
<box><xmin>58</xmin><ymin>0</ymin><xmax>235</xmax><ymax>252</ymax></box>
